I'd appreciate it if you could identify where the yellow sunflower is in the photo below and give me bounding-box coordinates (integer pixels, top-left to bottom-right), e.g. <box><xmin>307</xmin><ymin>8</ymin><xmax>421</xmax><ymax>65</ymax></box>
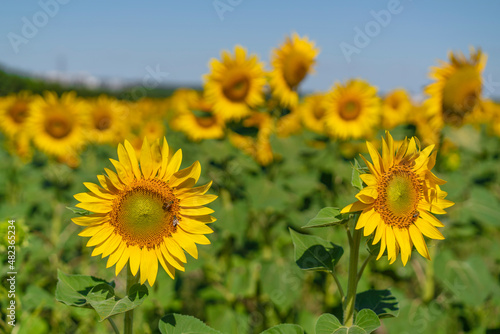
<box><xmin>0</xmin><ymin>91</ymin><xmax>33</xmax><ymax>138</ymax></box>
<box><xmin>324</xmin><ymin>79</ymin><xmax>380</xmax><ymax>140</ymax></box>
<box><xmin>341</xmin><ymin>131</ymin><xmax>454</xmax><ymax>265</ymax></box>
<box><xmin>86</xmin><ymin>95</ymin><xmax>128</xmax><ymax>145</ymax></box>
<box><xmin>425</xmin><ymin>47</ymin><xmax>486</xmax><ymax>127</ymax></box>
<box><xmin>276</xmin><ymin>110</ymin><xmax>302</xmax><ymax>138</ymax></box>
<box><xmin>72</xmin><ymin>137</ymin><xmax>217</xmax><ymax>285</ymax></box>
<box><xmin>381</xmin><ymin>89</ymin><xmax>412</xmax><ymax>129</ymax></box>
<box><xmin>204</xmin><ymin>45</ymin><xmax>266</xmax><ymax>121</ymax></box>
<box><xmin>27</xmin><ymin>91</ymin><xmax>88</xmax><ymax>166</ymax></box>
<box><xmin>269</xmin><ymin>33</ymin><xmax>319</xmax><ymax>108</ymax></box>
<box><xmin>171</xmin><ymin>92</ymin><xmax>225</xmax><ymax>141</ymax></box>
<box><xmin>299</xmin><ymin>93</ymin><xmax>328</xmax><ymax>134</ymax></box>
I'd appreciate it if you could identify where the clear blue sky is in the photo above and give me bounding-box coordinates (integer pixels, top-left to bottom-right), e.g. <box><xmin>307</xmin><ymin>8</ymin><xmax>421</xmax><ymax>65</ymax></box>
<box><xmin>1</xmin><ymin>0</ymin><xmax>500</xmax><ymax>98</ymax></box>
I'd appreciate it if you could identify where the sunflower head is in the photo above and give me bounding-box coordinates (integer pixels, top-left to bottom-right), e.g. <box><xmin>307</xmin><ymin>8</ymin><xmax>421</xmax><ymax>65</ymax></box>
<box><xmin>72</xmin><ymin>137</ymin><xmax>217</xmax><ymax>285</ymax></box>
<box><xmin>425</xmin><ymin>47</ymin><xmax>487</xmax><ymax>127</ymax></box>
<box><xmin>86</xmin><ymin>95</ymin><xmax>128</xmax><ymax>145</ymax></box>
<box><xmin>270</xmin><ymin>33</ymin><xmax>319</xmax><ymax>108</ymax></box>
<box><xmin>299</xmin><ymin>93</ymin><xmax>328</xmax><ymax>134</ymax></box>
<box><xmin>341</xmin><ymin>131</ymin><xmax>454</xmax><ymax>265</ymax></box>
<box><xmin>381</xmin><ymin>89</ymin><xmax>412</xmax><ymax>129</ymax></box>
<box><xmin>204</xmin><ymin>45</ymin><xmax>266</xmax><ymax>121</ymax></box>
<box><xmin>324</xmin><ymin>79</ymin><xmax>380</xmax><ymax>140</ymax></box>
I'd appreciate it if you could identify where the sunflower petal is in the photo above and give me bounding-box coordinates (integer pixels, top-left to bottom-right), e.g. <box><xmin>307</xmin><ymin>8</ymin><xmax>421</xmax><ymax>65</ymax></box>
<box><xmin>140</xmin><ymin>138</ymin><xmax>153</xmax><ymax>179</ymax></box>
<box><xmin>409</xmin><ymin>224</ymin><xmax>430</xmax><ymax>260</ymax></box>
<box><xmin>414</xmin><ymin>217</ymin><xmax>445</xmax><ymax>240</ymax></box>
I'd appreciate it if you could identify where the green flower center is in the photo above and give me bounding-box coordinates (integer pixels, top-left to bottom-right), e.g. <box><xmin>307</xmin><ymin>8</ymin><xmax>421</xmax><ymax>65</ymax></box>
<box><xmin>386</xmin><ymin>175</ymin><xmax>418</xmax><ymax>217</ymax></box>
<box><xmin>111</xmin><ymin>179</ymin><xmax>179</xmax><ymax>248</ymax></box>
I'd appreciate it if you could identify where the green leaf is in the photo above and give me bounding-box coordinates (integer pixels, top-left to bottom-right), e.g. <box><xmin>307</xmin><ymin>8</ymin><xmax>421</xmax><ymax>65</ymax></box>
<box><xmin>159</xmin><ymin>313</ymin><xmax>222</xmax><ymax>334</ymax></box>
<box><xmin>316</xmin><ymin>313</ymin><xmax>342</xmax><ymax>334</ymax></box>
<box><xmin>260</xmin><ymin>324</ymin><xmax>304</xmax><ymax>334</ymax></box>
<box><xmin>351</xmin><ymin>159</ymin><xmax>367</xmax><ymax>190</ymax></box>
<box><xmin>302</xmin><ymin>207</ymin><xmax>348</xmax><ymax>229</ymax></box>
<box><xmin>289</xmin><ymin>229</ymin><xmax>343</xmax><ymax>272</ymax></box>
<box><xmin>55</xmin><ymin>270</ymin><xmax>149</xmax><ymax>321</ymax></box>
<box><xmin>315</xmin><ymin>310</ymin><xmax>380</xmax><ymax>334</ymax></box>
<box><xmin>66</xmin><ymin>206</ymin><xmax>90</xmax><ymax>216</ymax></box>
<box><xmin>354</xmin><ymin>309</ymin><xmax>381</xmax><ymax>333</ymax></box>
<box><xmin>355</xmin><ymin>289</ymin><xmax>399</xmax><ymax>318</ymax></box>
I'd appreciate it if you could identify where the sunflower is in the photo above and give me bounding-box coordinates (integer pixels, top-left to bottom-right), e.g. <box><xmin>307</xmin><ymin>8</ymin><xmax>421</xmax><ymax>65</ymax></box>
<box><xmin>72</xmin><ymin>137</ymin><xmax>217</xmax><ymax>285</ymax></box>
<box><xmin>299</xmin><ymin>93</ymin><xmax>328</xmax><ymax>134</ymax></box>
<box><xmin>0</xmin><ymin>91</ymin><xmax>33</xmax><ymax>138</ymax></box>
<box><xmin>86</xmin><ymin>95</ymin><xmax>128</xmax><ymax>145</ymax></box>
<box><xmin>171</xmin><ymin>92</ymin><xmax>225</xmax><ymax>141</ymax></box>
<box><xmin>324</xmin><ymin>79</ymin><xmax>380</xmax><ymax>140</ymax></box>
<box><xmin>269</xmin><ymin>33</ymin><xmax>319</xmax><ymax>108</ymax></box>
<box><xmin>341</xmin><ymin>131</ymin><xmax>454</xmax><ymax>265</ymax></box>
<box><xmin>27</xmin><ymin>91</ymin><xmax>88</xmax><ymax>166</ymax></box>
<box><xmin>276</xmin><ymin>110</ymin><xmax>302</xmax><ymax>138</ymax></box>
<box><xmin>425</xmin><ymin>48</ymin><xmax>486</xmax><ymax>128</ymax></box>
<box><xmin>381</xmin><ymin>89</ymin><xmax>412</xmax><ymax>129</ymax></box>
<box><xmin>204</xmin><ymin>45</ymin><xmax>266</xmax><ymax>121</ymax></box>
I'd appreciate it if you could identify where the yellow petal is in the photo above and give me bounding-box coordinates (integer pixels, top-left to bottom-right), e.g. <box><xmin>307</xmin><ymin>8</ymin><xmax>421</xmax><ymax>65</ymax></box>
<box><xmin>376</xmin><ymin>230</ymin><xmax>387</xmax><ymax>260</ymax></box>
<box><xmin>147</xmin><ymin>251</ymin><xmax>158</xmax><ymax>286</ymax></box>
<box><xmin>155</xmin><ymin>246</ymin><xmax>176</xmax><ymax>279</ymax></box>
<box><xmin>160</xmin><ymin>242</ymin><xmax>185</xmax><ymax>271</ymax></box>
<box><xmin>124</xmin><ymin>140</ymin><xmax>142</xmax><ymax>179</ymax></box>
<box><xmin>101</xmin><ymin>233</ymin><xmax>123</xmax><ymax>258</ymax></box>
<box><xmin>419</xmin><ymin>210</ymin><xmax>444</xmax><ymax>227</ymax></box>
<box><xmin>86</xmin><ymin>225</ymin><xmax>114</xmax><ymax>247</ymax></box>
<box><xmin>372</xmin><ymin>221</ymin><xmax>386</xmax><ymax>245</ymax></box>
<box><xmin>180</xmin><ymin>206</ymin><xmax>214</xmax><ymax>216</ymax></box>
<box><xmin>163</xmin><ymin>237</ymin><xmax>187</xmax><ymax>263</ymax></box>
<box><xmin>84</xmin><ymin>182</ymin><xmax>115</xmax><ymax>199</ymax></box>
<box><xmin>129</xmin><ymin>245</ymin><xmax>142</xmax><ymax>275</ymax></box>
<box><xmin>163</xmin><ymin>149</ymin><xmax>182</xmax><ymax>181</ymax></box>
<box><xmin>107</xmin><ymin>242</ymin><xmax>126</xmax><ymax>268</ymax></box>
<box><xmin>140</xmin><ymin>138</ymin><xmax>153</xmax><ymax>179</ymax></box>
<box><xmin>393</xmin><ymin>227</ymin><xmax>411</xmax><ymax>266</ymax></box>
<box><xmin>96</xmin><ymin>175</ymin><xmax>119</xmax><ymax>193</ymax></box>
<box><xmin>110</xmin><ymin>159</ymin><xmax>131</xmax><ymax>184</ymax></box>
<box><xmin>172</xmin><ymin>229</ymin><xmax>199</xmax><ymax>259</ymax></box>
<box><xmin>180</xmin><ymin>214</ymin><xmax>217</xmax><ymax>225</ymax></box>
<box><xmin>115</xmin><ymin>246</ymin><xmax>131</xmax><ymax>276</ymax></box>
<box><xmin>78</xmin><ymin>224</ymin><xmax>107</xmax><ymax>237</ymax></box>
<box><xmin>140</xmin><ymin>248</ymin><xmax>152</xmax><ymax>285</ymax></box>
<box><xmin>159</xmin><ymin>138</ymin><xmax>170</xmax><ymax>179</ymax></box>
<box><xmin>175</xmin><ymin>181</ymin><xmax>213</xmax><ymax>197</ymax></box>
<box><xmin>72</xmin><ymin>213</ymin><xmax>108</xmax><ymax>226</ymax></box>
<box><xmin>414</xmin><ymin>217</ymin><xmax>445</xmax><ymax>240</ymax></box>
<box><xmin>356</xmin><ymin>208</ymin><xmax>375</xmax><ymax>230</ymax></box>
<box><xmin>76</xmin><ymin>201</ymin><xmax>112</xmax><ymax>214</ymax></box>
<box><xmin>363</xmin><ymin>212</ymin><xmax>380</xmax><ymax>236</ymax></box>
<box><xmin>188</xmin><ymin>233</ymin><xmax>211</xmax><ymax>245</ymax></box>
<box><xmin>366</xmin><ymin>141</ymin><xmax>384</xmax><ymax>173</ymax></box>
<box><xmin>359</xmin><ymin>174</ymin><xmax>377</xmax><ymax>186</ymax></box>
<box><xmin>117</xmin><ymin>143</ymin><xmax>133</xmax><ymax>178</ymax></box>
<box><xmin>386</xmin><ymin>226</ymin><xmax>397</xmax><ymax>263</ymax></box>
<box><xmin>74</xmin><ymin>192</ymin><xmax>108</xmax><ymax>203</ymax></box>
<box><xmin>170</xmin><ymin>161</ymin><xmax>201</xmax><ymax>188</ymax></box>
<box><xmin>355</xmin><ymin>186</ymin><xmax>377</xmax><ymax>204</ymax></box>
<box><xmin>104</xmin><ymin>168</ymin><xmax>124</xmax><ymax>190</ymax></box>
<box><xmin>181</xmin><ymin>194</ymin><xmax>218</xmax><ymax>207</ymax></box>
<box><xmin>360</xmin><ymin>155</ymin><xmax>380</xmax><ymax>178</ymax></box>
<box><xmin>341</xmin><ymin>200</ymin><xmax>369</xmax><ymax>214</ymax></box>
<box><xmin>409</xmin><ymin>224</ymin><xmax>430</xmax><ymax>260</ymax></box>
<box><xmin>179</xmin><ymin>220</ymin><xmax>214</xmax><ymax>235</ymax></box>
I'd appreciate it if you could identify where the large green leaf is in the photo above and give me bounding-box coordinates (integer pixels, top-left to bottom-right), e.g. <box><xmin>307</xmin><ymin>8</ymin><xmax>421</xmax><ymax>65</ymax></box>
<box><xmin>55</xmin><ymin>270</ymin><xmax>149</xmax><ymax>321</ymax></box>
<box><xmin>315</xmin><ymin>309</ymin><xmax>380</xmax><ymax>334</ymax></box>
<box><xmin>289</xmin><ymin>229</ymin><xmax>343</xmax><ymax>272</ymax></box>
<box><xmin>260</xmin><ymin>324</ymin><xmax>304</xmax><ymax>334</ymax></box>
<box><xmin>316</xmin><ymin>313</ymin><xmax>342</xmax><ymax>334</ymax></box>
<box><xmin>302</xmin><ymin>207</ymin><xmax>348</xmax><ymax>229</ymax></box>
<box><xmin>355</xmin><ymin>289</ymin><xmax>399</xmax><ymax>318</ymax></box>
<box><xmin>159</xmin><ymin>313</ymin><xmax>222</xmax><ymax>334</ymax></box>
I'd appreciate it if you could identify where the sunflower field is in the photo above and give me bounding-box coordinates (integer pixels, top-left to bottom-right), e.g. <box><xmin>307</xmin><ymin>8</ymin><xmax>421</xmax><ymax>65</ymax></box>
<box><xmin>1</xmin><ymin>34</ymin><xmax>500</xmax><ymax>334</ymax></box>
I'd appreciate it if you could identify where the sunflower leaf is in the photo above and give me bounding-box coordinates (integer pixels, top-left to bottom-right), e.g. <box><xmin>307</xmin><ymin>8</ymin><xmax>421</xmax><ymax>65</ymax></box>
<box><xmin>66</xmin><ymin>206</ymin><xmax>90</xmax><ymax>216</ymax></box>
<box><xmin>355</xmin><ymin>289</ymin><xmax>399</xmax><ymax>318</ymax></box>
<box><xmin>351</xmin><ymin>159</ymin><xmax>366</xmax><ymax>190</ymax></box>
<box><xmin>55</xmin><ymin>270</ymin><xmax>149</xmax><ymax>321</ymax></box>
<box><xmin>315</xmin><ymin>310</ymin><xmax>380</xmax><ymax>334</ymax></box>
<box><xmin>159</xmin><ymin>313</ymin><xmax>222</xmax><ymax>334</ymax></box>
<box><xmin>289</xmin><ymin>229</ymin><xmax>344</xmax><ymax>272</ymax></box>
<box><xmin>303</xmin><ymin>207</ymin><xmax>348</xmax><ymax>228</ymax></box>
<box><xmin>260</xmin><ymin>323</ymin><xmax>305</xmax><ymax>333</ymax></box>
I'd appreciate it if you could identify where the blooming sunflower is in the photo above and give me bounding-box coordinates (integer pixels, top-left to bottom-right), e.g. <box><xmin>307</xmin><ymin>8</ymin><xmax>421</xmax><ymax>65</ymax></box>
<box><xmin>72</xmin><ymin>137</ymin><xmax>217</xmax><ymax>285</ymax></box>
<box><xmin>381</xmin><ymin>89</ymin><xmax>412</xmax><ymax>129</ymax></box>
<box><xmin>86</xmin><ymin>95</ymin><xmax>128</xmax><ymax>145</ymax></box>
<box><xmin>425</xmin><ymin>47</ymin><xmax>486</xmax><ymax>127</ymax></box>
<box><xmin>204</xmin><ymin>45</ymin><xmax>266</xmax><ymax>121</ymax></box>
<box><xmin>0</xmin><ymin>91</ymin><xmax>33</xmax><ymax>138</ymax></box>
<box><xmin>269</xmin><ymin>33</ymin><xmax>319</xmax><ymax>108</ymax></box>
<box><xmin>324</xmin><ymin>79</ymin><xmax>380</xmax><ymax>140</ymax></box>
<box><xmin>171</xmin><ymin>92</ymin><xmax>225</xmax><ymax>141</ymax></box>
<box><xmin>341</xmin><ymin>131</ymin><xmax>454</xmax><ymax>265</ymax></box>
<box><xmin>27</xmin><ymin>91</ymin><xmax>88</xmax><ymax>166</ymax></box>
<box><xmin>299</xmin><ymin>93</ymin><xmax>328</xmax><ymax>135</ymax></box>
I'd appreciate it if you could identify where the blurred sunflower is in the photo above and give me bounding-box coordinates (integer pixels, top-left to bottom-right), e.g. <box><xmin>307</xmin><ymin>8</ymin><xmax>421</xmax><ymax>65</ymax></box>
<box><xmin>381</xmin><ymin>89</ymin><xmax>412</xmax><ymax>129</ymax></box>
<box><xmin>324</xmin><ymin>79</ymin><xmax>380</xmax><ymax>140</ymax></box>
<box><xmin>0</xmin><ymin>91</ymin><xmax>33</xmax><ymax>138</ymax></box>
<box><xmin>86</xmin><ymin>95</ymin><xmax>128</xmax><ymax>145</ymax></box>
<box><xmin>171</xmin><ymin>93</ymin><xmax>225</xmax><ymax>141</ymax></box>
<box><xmin>73</xmin><ymin>138</ymin><xmax>217</xmax><ymax>285</ymax></box>
<box><xmin>204</xmin><ymin>45</ymin><xmax>266</xmax><ymax>121</ymax></box>
<box><xmin>342</xmin><ymin>131</ymin><xmax>454</xmax><ymax>265</ymax></box>
<box><xmin>276</xmin><ymin>110</ymin><xmax>302</xmax><ymax>138</ymax></box>
<box><xmin>27</xmin><ymin>91</ymin><xmax>88</xmax><ymax>166</ymax></box>
<box><xmin>425</xmin><ymin>48</ymin><xmax>486</xmax><ymax>127</ymax></box>
<box><xmin>270</xmin><ymin>33</ymin><xmax>319</xmax><ymax>108</ymax></box>
<box><xmin>299</xmin><ymin>93</ymin><xmax>328</xmax><ymax>135</ymax></box>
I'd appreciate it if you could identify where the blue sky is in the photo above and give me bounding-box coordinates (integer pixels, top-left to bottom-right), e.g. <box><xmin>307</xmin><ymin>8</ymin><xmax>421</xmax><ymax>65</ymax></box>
<box><xmin>1</xmin><ymin>0</ymin><xmax>500</xmax><ymax>98</ymax></box>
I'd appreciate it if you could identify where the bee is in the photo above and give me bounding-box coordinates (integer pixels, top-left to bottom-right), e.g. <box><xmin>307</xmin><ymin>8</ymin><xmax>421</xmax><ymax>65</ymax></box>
<box><xmin>413</xmin><ymin>211</ymin><xmax>419</xmax><ymax>219</ymax></box>
<box><xmin>162</xmin><ymin>201</ymin><xmax>173</xmax><ymax>211</ymax></box>
<box><xmin>172</xmin><ymin>215</ymin><xmax>179</xmax><ymax>227</ymax></box>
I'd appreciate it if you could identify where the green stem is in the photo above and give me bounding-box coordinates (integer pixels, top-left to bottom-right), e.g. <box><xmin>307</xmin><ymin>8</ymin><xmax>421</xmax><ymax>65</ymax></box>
<box><xmin>124</xmin><ymin>265</ymin><xmax>139</xmax><ymax>334</ymax></box>
<box><xmin>108</xmin><ymin>317</ymin><xmax>120</xmax><ymax>334</ymax></box>
<box><xmin>357</xmin><ymin>254</ymin><xmax>374</xmax><ymax>283</ymax></box>
<box><xmin>343</xmin><ymin>214</ymin><xmax>362</xmax><ymax>327</ymax></box>
<box><xmin>330</xmin><ymin>271</ymin><xmax>345</xmax><ymax>301</ymax></box>
<box><xmin>423</xmin><ymin>246</ymin><xmax>436</xmax><ymax>303</ymax></box>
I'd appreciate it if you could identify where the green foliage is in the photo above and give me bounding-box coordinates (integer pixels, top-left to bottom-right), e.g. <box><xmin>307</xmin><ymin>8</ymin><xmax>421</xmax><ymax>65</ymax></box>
<box><xmin>302</xmin><ymin>207</ymin><xmax>348</xmax><ymax>229</ymax></box>
<box><xmin>355</xmin><ymin>289</ymin><xmax>399</xmax><ymax>318</ymax></box>
<box><xmin>316</xmin><ymin>309</ymin><xmax>380</xmax><ymax>334</ymax></box>
<box><xmin>158</xmin><ymin>314</ymin><xmax>222</xmax><ymax>334</ymax></box>
<box><xmin>260</xmin><ymin>324</ymin><xmax>305</xmax><ymax>334</ymax></box>
<box><xmin>55</xmin><ymin>270</ymin><xmax>149</xmax><ymax>321</ymax></box>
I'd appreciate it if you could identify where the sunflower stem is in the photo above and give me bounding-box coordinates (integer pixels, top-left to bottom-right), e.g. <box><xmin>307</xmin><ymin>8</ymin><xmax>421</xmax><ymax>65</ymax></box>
<box><xmin>108</xmin><ymin>317</ymin><xmax>120</xmax><ymax>334</ymax></box>
<box><xmin>357</xmin><ymin>254</ymin><xmax>374</xmax><ymax>283</ymax></box>
<box><xmin>343</xmin><ymin>214</ymin><xmax>361</xmax><ymax>327</ymax></box>
<box><xmin>330</xmin><ymin>270</ymin><xmax>345</xmax><ymax>301</ymax></box>
<box><xmin>124</xmin><ymin>265</ymin><xmax>139</xmax><ymax>334</ymax></box>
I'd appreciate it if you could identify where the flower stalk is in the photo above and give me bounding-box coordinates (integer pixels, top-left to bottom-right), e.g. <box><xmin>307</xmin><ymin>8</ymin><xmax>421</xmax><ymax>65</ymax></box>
<box><xmin>343</xmin><ymin>214</ymin><xmax>362</xmax><ymax>326</ymax></box>
<box><xmin>124</xmin><ymin>265</ymin><xmax>139</xmax><ymax>334</ymax></box>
